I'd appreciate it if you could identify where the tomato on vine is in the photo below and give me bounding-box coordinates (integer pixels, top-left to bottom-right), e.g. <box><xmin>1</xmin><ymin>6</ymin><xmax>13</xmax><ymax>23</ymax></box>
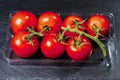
<box><xmin>66</xmin><ymin>36</ymin><xmax>92</xmax><ymax>61</ymax></box>
<box><xmin>62</xmin><ymin>15</ymin><xmax>85</xmax><ymax>36</ymax></box>
<box><xmin>86</xmin><ymin>14</ymin><xmax>110</xmax><ymax>37</ymax></box>
<box><xmin>11</xmin><ymin>31</ymin><xmax>39</xmax><ymax>58</ymax></box>
<box><xmin>10</xmin><ymin>11</ymin><xmax>37</xmax><ymax>33</ymax></box>
<box><xmin>41</xmin><ymin>33</ymin><xmax>66</xmax><ymax>59</ymax></box>
<box><xmin>37</xmin><ymin>11</ymin><xmax>62</xmax><ymax>35</ymax></box>
<box><xmin>10</xmin><ymin>11</ymin><xmax>109</xmax><ymax>60</ymax></box>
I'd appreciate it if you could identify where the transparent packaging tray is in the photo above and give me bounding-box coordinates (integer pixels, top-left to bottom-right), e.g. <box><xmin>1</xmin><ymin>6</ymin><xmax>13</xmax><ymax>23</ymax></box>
<box><xmin>3</xmin><ymin>12</ymin><xmax>117</xmax><ymax>67</ymax></box>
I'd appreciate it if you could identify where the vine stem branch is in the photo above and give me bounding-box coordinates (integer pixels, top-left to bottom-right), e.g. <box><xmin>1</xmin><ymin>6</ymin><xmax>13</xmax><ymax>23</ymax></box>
<box><xmin>61</xmin><ymin>27</ymin><xmax>107</xmax><ymax>57</ymax></box>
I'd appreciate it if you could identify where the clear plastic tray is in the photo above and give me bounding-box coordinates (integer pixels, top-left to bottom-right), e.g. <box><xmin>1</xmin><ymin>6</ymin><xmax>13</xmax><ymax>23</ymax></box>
<box><xmin>3</xmin><ymin>12</ymin><xmax>117</xmax><ymax>68</ymax></box>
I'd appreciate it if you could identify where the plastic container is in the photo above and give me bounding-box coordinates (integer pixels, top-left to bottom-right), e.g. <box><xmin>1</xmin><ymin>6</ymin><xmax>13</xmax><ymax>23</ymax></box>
<box><xmin>3</xmin><ymin>12</ymin><xmax>117</xmax><ymax>68</ymax></box>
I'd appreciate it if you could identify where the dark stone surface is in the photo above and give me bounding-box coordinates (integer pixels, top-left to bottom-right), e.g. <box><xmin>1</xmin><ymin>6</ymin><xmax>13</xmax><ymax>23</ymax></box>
<box><xmin>0</xmin><ymin>0</ymin><xmax>120</xmax><ymax>79</ymax></box>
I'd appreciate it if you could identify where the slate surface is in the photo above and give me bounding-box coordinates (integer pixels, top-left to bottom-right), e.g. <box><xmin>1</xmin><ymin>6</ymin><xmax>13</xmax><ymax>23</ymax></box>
<box><xmin>0</xmin><ymin>0</ymin><xmax>120</xmax><ymax>79</ymax></box>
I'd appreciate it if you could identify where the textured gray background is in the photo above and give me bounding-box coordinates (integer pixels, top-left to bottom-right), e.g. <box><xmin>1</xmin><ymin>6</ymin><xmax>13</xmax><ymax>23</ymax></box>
<box><xmin>0</xmin><ymin>0</ymin><xmax>120</xmax><ymax>79</ymax></box>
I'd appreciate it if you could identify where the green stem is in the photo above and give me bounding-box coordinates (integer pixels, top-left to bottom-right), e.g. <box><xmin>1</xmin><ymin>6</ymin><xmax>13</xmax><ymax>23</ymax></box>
<box><xmin>93</xmin><ymin>24</ymin><xmax>100</xmax><ymax>38</ymax></box>
<box><xmin>58</xmin><ymin>28</ymin><xmax>68</xmax><ymax>42</ymax></box>
<box><xmin>61</xmin><ymin>27</ymin><xmax>107</xmax><ymax>57</ymax></box>
<box><xmin>75</xmin><ymin>35</ymin><xmax>81</xmax><ymax>46</ymax></box>
<box><xmin>83</xmin><ymin>32</ymin><xmax>107</xmax><ymax>57</ymax></box>
<box><xmin>27</xmin><ymin>27</ymin><xmax>44</xmax><ymax>37</ymax></box>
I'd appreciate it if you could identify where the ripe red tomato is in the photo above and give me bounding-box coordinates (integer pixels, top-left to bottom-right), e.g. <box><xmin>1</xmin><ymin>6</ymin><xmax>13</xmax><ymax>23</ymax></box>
<box><xmin>86</xmin><ymin>14</ymin><xmax>110</xmax><ymax>37</ymax></box>
<box><xmin>66</xmin><ymin>36</ymin><xmax>92</xmax><ymax>61</ymax></box>
<box><xmin>62</xmin><ymin>15</ymin><xmax>85</xmax><ymax>36</ymax></box>
<box><xmin>41</xmin><ymin>33</ymin><xmax>65</xmax><ymax>59</ymax></box>
<box><xmin>11</xmin><ymin>11</ymin><xmax>37</xmax><ymax>33</ymax></box>
<box><xmin>37</xmin><ymin>11</ymin><xmax>62</xmax><ymax>35</ymax></box>
<box><xmin>11</xmin><ymin>31</ymin><xmax>39</xmax><ymax>58</ymax></box>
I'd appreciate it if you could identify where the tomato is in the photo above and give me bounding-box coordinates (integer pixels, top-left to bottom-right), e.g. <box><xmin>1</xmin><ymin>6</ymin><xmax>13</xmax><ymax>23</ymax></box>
<box><xmin>62</xmin><ymin>15</ymin><xmax>85</xmax><ymax>36</ymax></box>
<box><xmin>11</xmin><ymin>11</ymin><xmax>37</xmax><ymax>33</ymax></box>
<box><xmin>11</xmin><ymin>31</ymin><xmax>39</xmax><ymax>58</ymax></box>
<box><xmin>66</xmin><ymin>36</ymin><xmax>92</xmax><ymax>61</ymax></box>
<box><xmin>41</xmin><ymin>33</ymin><xmax>65</xmax><ymax>59</ymax></box>
<box><xmin>37</xmin><ymin>11</ymin><xmax>62</xmax><ymax>35</ymax></box>
<box><xmin>86</xmin><ymin>14</ymin><xmax>110</xmax><ymax>37</ymax></box>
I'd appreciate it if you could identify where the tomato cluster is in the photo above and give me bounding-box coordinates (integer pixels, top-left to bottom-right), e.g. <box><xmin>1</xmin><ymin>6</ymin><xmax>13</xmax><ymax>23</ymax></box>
<box><xmin>10</xmin><ymin>11</ymin><xmax>110</xmax><ymax>61</ymax></box>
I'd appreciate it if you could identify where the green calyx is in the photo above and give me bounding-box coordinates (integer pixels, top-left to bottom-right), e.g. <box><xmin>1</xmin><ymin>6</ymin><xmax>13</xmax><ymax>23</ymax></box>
<box><xmin>73</xmin><ymin>35</ymin><xmax>81</xmax><ymax>47</ymax></box>
<box><xmin>92</xmin><ymin>24</ymin><xmax>104</xmax><ymax>38</ymax></box>
<box><xmin>25</xmin><ymin>27</ymin><xmax>44</xmax><ymax>46</ymax></box>
<box><xmin>73</xmin><ymin>19</ymin><xmax>87</xmax><ymax>30</ymax></box>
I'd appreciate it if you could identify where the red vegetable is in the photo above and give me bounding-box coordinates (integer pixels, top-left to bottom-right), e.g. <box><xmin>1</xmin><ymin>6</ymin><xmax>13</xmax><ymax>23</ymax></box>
<box><xmin>11</xmin><ymin>11</ymin><xmax>37</xmax><ymax>33</ymax></box>
<box><xmin>41</xmin><ymin>33</ymin><xmax>65</xmax><ymax>59</ymax></box>
<box><xmin>86</xmin><ymin>14</ymin><xmax>110</xmax><ymax>37</ymax></box>
<box><xmin>37</xmin><ymin>11</ymin><xmax>62</xmax><ymax>35</ymax></box>
<box><xmin>62</xmin><ymin>15</ymin><xmax>85</xmax><ymax>36</ymax></box>
<box><xmin>11</xmin><ymin>31</ymin><xmax>39</xmax><ymax>58</ymax></box>
<box><xmin>66</xmin><ymin>36</ymin><xmax>92</xmax><ymax>61</ymax></box>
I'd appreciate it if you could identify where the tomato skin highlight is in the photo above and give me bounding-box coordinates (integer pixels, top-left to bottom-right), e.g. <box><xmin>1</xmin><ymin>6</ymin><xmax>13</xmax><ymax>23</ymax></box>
<box><xmin>11</xmin><ymin>31</ymin><xmax>39</xmax><ymax>58</ymax></box>
<box><xmin>37</xmin><ymin>11</ymin><xmax>62</xmax><ymax>35</ymax></box>
<box><xmin>62</xmin><ymin>15</ymin><xmax>85</xmax><ymax>36</ymax></box>
<box><xmin>66</xmin><ymin>36</ymin><xmax>92</xmax><ymax>61</ymax></box>
<box><xmin>11</xmin><ymin>11</ymin><xmax>37</xmax><ymax>33</ymax></box>
<box><xmin>41</xmin><ymin>33</ymin><xmax>65</xmax><ymax>59</ymax></box>
<box><xmin>86</xmin><ymin>14</ymin><xmax>110</xmax><ymax>37</ymax></box>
